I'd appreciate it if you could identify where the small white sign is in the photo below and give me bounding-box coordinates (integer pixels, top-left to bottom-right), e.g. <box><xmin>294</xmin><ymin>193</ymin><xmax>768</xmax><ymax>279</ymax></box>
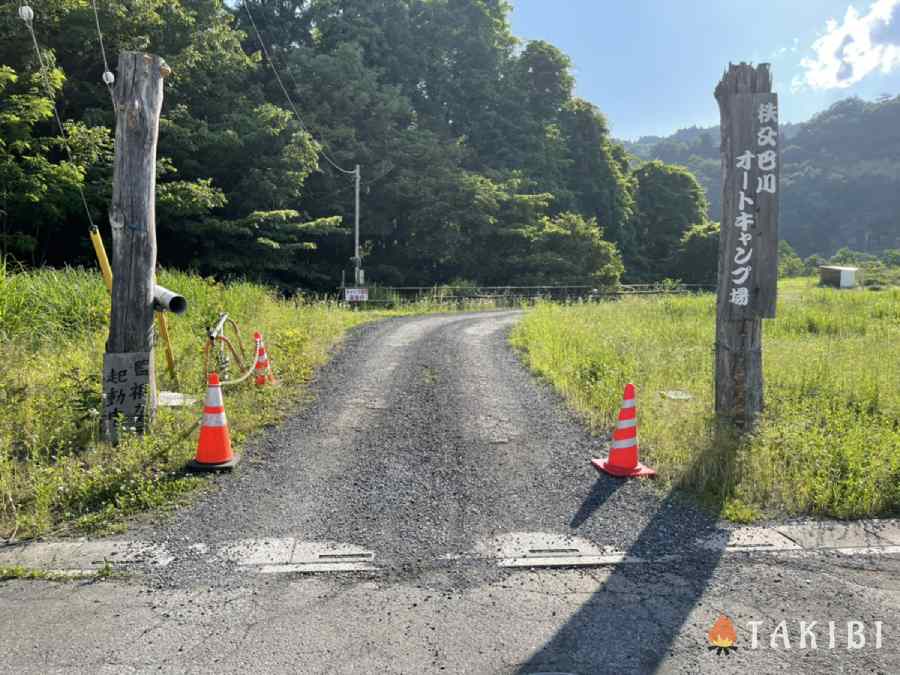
<box><xmin>102</xmin><ymin>351</ymin><xmax>154</xmax><ymax>439</ymax></box>
<box><xmin>345</xmin><ymin>288</ymin><xmax>369</xmax><ymax>302</ymax></box>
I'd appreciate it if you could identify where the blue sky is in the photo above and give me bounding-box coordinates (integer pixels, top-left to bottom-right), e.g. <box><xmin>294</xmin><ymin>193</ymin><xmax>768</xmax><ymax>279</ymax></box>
<box><xmin>509</xmin><ymin>0</ymin><xmax>900</xmax><ymax>139</ymax></box>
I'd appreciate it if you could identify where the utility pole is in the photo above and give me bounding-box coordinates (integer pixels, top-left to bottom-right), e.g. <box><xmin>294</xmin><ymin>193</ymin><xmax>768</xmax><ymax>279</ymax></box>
<box><xmin>354</xmin><ymin>164</ymin><xmax>363</xmax><ymax>285</ymax></box>
<box><xmin>103</xmin><ymin>51</ymin><xmax>169</xmax><ymax>441</ymax></box>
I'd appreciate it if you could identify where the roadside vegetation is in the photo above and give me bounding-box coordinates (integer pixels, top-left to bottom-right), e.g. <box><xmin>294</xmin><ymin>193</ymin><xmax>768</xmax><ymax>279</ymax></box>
<box><xmin>0</xmin><ymin>565</ymin><xmax>96</xmax><ymax>582</ymax></box>
<box><xmin>511</xmin><ymin>277</ymin><xmax>900</xmax><ymax>521</ymax></box>
<box><xmin>0</xmin><ymin>263</ymin><xmax>485</xmax><ymax>540</ymax></box>
<box><xmin>0</xmin><ymin>560</ymin><xmax>114</xmax><ymax>582</ymax></box>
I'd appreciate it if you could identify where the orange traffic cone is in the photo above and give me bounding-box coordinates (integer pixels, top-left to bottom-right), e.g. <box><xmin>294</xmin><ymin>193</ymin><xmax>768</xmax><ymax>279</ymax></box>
<box><xmin>591</xmin><ymin>383</ymin><xmax>656</xmax><ymax>478</ymax></box>
<box><xmin>253</xmin><ymin>331</ymin><xmax>277</xmax><ymax>386</ymax></box>
<box><xmin>189</xmin><ymin>373</ymin><xmax>239</xmax><ymax>470</ymax></box>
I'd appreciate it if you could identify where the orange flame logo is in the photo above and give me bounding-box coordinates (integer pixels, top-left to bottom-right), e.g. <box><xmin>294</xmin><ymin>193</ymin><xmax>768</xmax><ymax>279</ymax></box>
<box><xmin>708</xmin><ymin>615</ymin><xmax>738</xmax><ymax>655</ymax></box>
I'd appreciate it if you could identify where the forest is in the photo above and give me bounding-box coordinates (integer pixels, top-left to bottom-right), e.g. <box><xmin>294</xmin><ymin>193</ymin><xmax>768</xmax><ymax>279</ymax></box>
<box><xmin>0</xmin><ymin>0</ymin><xmax>717</xmax><ymax>289</ymax></box>
<box><xmin>623</xmin><ymin>95</ymin><xmax>900</xmax><ymax>259</ymax></box>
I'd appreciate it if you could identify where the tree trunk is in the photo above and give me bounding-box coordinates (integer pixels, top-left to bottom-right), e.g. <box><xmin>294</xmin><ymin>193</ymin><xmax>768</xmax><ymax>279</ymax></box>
<box><xmin>103</xmin><ymin>52</ymin><xmax>168</xmax><ymax>440</ymax></box>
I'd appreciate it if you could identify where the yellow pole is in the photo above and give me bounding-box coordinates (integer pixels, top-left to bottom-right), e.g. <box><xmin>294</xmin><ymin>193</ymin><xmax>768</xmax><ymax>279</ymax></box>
<box><xmin>89</xmin><ymin>226</ymin><xmax>178</xmax><ymax>384</ymax></box>
<box><xmin>89</xmin><ymin>227</ymin><xmax>113</xmax><ymax>292</ymax></box>
<box><xmin>156</xmin><ymin>311</ymin><xmax>178</xmax><ymax>386</ymax></box>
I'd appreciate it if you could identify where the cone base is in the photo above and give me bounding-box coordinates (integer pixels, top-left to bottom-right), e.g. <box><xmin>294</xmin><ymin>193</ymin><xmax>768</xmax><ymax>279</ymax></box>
<box><xmin>591</xmin><ymin>457</ymin><xmax>656</xmax><ymax>478</ymax></box>
<box><xmin>188</xmin><ymin>454</ymin><xmax>240</xmax><ymax>472</ymax></box>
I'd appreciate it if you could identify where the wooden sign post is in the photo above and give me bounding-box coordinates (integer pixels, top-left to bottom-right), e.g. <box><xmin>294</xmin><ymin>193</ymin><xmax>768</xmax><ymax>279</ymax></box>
<box><xmin>103</xmin><ymin>52</ymin><xmax>169</xmax><ymax>441</ymax></box>
<box><xmin>713</xmin><ymin>63</ymin><xmax>780</xmax><ymax>427</ymax></box>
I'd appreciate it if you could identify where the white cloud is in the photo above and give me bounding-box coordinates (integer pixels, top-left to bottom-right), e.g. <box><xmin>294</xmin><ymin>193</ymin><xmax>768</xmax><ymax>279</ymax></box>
<box><xmin>797</xmin><ymin>0</ymin><xmax>900</xmax><ymax>90</ymax></box>
<box><xmin>771</xmin><ymin>38</ymin><xmax>800</xmax><ymax>61</ymax></box>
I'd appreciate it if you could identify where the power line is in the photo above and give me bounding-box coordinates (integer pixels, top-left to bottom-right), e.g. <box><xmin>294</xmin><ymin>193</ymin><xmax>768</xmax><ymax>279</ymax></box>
<box><xmin>240</xmin><ymin>0</ymin><xmax>366</xmax><ymax>284</ymax></box>
<box><xmin>90</xmin><ymin>0</ymin><xmax>116</xmax><ymax>107</ymax></box>
<box><xmin>240</xmin><ymin>0</ymin><xmax>357</xmax><ymax>176</ymax></box>
<box><xmin>18</xmin><ymin>5</ymin><xmax>98</xmax><ymax>232</ymax></box>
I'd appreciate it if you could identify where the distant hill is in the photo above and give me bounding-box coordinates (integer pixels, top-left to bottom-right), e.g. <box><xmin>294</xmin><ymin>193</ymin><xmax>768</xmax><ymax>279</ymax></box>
<box><xmin>617</xmin><ymin>98</ymin><xmax>899</xmax><ymax>257</ymax></box>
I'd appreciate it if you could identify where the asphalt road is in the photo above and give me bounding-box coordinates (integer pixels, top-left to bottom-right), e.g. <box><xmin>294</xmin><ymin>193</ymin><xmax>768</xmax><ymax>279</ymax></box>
<box><xmin>1</xmin><ymin>311</ymin><xmax>898</xmax><ymax>673</ymax></box>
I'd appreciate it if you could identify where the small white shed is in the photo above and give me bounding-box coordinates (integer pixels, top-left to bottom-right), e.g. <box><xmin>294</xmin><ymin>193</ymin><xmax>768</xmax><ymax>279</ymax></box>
<box><xmin>818</xmin><ymin>265</ymin><xmax>858</xmax><ymax>288</ymax></box>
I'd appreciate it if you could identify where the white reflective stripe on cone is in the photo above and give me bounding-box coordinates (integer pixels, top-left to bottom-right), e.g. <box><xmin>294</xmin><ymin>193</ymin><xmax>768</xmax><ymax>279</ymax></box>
<box><xmin>611</xmin><ymin>438</ymin><xmax>638</xmax><ymax>449</ymax></box>
<box><xmin>616</xmin><ymin>418</ymin><xmax>637</xmax><ymax>429</ymax></box>
<box><xmin>203</xmin><ymin>411</ymin><xmax>227</xmax><ymax>428</ymax></box>
<box><xmin>620</xmin><ymin>399</ymin><xmax>636</xmax><ymax>409</ymax></box>
<box><xmin>205</xmin><ymin>386</ymin><xmax>224</xmax><ymax>408</ymax></box>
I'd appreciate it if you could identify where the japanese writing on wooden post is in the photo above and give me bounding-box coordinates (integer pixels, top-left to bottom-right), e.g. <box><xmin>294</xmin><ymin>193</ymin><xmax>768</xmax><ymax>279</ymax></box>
<box><xmin>714</xmin><ymin>62</ymin><xmax>779</xmax><ymax>427</ymax></box>
<box><xmin>721</xmin><ymin>92</ymin><xmax>780</xmax><ymax>319</ymax></box>
<box><xmin>102</xmin><ymin>351</ymin><xmax>154</xmax><ymax>439</ymax></box>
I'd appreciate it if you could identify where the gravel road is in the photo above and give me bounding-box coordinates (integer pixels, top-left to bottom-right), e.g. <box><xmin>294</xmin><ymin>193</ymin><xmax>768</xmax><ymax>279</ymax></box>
<box><xmin>2</xmin><ymin>311</ymin><xmax>898</xmax><ymax>674</ymax></box>
<box><xmin>141</xmin><ymin>310</ymin><xmax>716</xmax><ymax>586</ymax></box>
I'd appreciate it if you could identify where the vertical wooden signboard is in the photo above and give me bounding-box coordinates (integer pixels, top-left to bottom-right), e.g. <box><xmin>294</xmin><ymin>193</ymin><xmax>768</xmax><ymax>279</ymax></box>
<box><xmin>714</xmin><ymin>63</ymin><xmax>780</xmax><ymax>427</ymax></box>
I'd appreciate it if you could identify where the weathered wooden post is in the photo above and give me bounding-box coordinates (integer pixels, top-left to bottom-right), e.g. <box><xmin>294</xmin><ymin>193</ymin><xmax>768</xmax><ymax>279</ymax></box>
<box><xmin>103</xmin><ymin>52</ymin><xmax>170</xmax><ymax>441</ymax></box>
<box><xmin>714</xmin><ymin>63</ymin><xmax>780</xmax><ymax>427</ymax></box>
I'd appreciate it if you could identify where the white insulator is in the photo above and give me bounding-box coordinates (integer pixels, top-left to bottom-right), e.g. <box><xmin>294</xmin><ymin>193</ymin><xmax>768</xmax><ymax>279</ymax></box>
<box><xmin>102</xmin><ymin>70</ymin><xmax>115</xmax><ymax>86</ymax></box>
<box><xmin>18</xmin><ymin>5</ymin><xmax>34</xmax><ymax>22</ymax></box>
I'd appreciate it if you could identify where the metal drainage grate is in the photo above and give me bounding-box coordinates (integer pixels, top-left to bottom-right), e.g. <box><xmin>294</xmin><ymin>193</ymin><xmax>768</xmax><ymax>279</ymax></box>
<box><xmin>500</xmin><ymin>548</ymin><xmax>638</xmax><ymax>569</ymax></box>
<box><xmin>526</xmin><ymin>548</ymin><xmax>580</xmax><ymax>557</ymax></box>
<box><xmin>260</xmin><ymin>542</ymin><xmax>376</xmax><ymax>574</ymax></box>
<box><xmin>317</xmin><ymin>552</ymin><xmax>374</xmax><ymax>561</ymax></box>
<box><xmin>478</xmin><ymin>532</ymin><xmax>640</xmax><ymax>569</ymax></box>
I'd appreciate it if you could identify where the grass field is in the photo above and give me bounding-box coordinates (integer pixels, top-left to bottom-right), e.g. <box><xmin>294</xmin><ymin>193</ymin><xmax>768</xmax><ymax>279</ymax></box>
<box><xmin>511</xmin><ymin>278</ymin><xmax>900</xmax><ymax>521</ymax></box>
<box><xmin>0</xmin><ymin>263</ymin><xmax>486</xmax><ymax>539</ymax></box>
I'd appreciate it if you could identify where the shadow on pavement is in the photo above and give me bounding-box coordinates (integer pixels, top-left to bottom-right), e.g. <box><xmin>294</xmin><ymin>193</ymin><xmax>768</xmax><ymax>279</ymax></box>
<box><xmin>518</xmin><ymin>428</ymin><xmax>740</xmax><ymax>674</ymax></box>
<box><xmin>570</xmin><ymin>477</ymin><xmax>623</xmax><ymax>528</ymax></box>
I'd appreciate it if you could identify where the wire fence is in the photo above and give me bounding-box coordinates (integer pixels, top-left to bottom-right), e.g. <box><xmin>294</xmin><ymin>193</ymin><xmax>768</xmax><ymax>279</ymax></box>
<box><xmin>341</xmin><ymin>283</ymin><xmax>717</xmax><ymax>307</ymax></box>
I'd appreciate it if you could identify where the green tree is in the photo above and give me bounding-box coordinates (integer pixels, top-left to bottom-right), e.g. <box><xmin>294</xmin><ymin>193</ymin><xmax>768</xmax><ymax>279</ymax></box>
<box><xmin>559</xmin><ymin>99</ymin><xmax>634</xmax><ymax>253</ymax></box>
<box><xmin>804</xmin><ymin>254</ymin><xmax>824</xmax><ymax>275</ymax></box>
<box><xmin>671</xmin><ymin>221</ymin><xmax>719</xmax><ymax>284</ymax></box>
<box><xmin>0</xmin><ymin>0</ymin><xmax>651</xmax><ymax>288</ymax></box>
<box><xmin>830</xmin><ymin>247</ymin><xmax>878</xmax><ymax>265</ymax></box>
<box><xmin>778</xmin><ymin>240</ymin><xmax>806</xmax><ymax>277</ymax></box>
<box><xmin>630</xmin><ymin>160</ymin><xmax>708</xmax><ymax>279</ymax></box>
<box><xmin>507</xmin><ymin>211</ymin><xmax>623</xmax><ymax>285</ymax></box>
<box><xmin>0</xmin><ymin>64</ymin><xmax>110</xmax><ymax>263</ymax></box>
